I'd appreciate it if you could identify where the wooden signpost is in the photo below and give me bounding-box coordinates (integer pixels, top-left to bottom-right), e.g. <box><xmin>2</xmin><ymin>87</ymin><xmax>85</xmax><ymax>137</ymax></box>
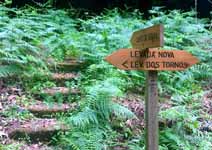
<box><xmin>130</xmin><ymin>24</ymin><xmax>164</xmax><ymax>49</ymax></box>
<box><xmin>105</xmin><ymin>24</ymin><xmax>199</xmax><ymax>150</ymax></box>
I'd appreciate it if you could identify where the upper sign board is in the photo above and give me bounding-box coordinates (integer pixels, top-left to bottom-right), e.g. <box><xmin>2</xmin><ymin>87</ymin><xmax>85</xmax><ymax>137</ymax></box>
<box><xmin>105</xmin><ymin>48</ymin><xmax>199</xmax><ymax>71</ymax></box>
<box><xmin>130</xmin><ymin>24</ymin><xmax>164</xmax><ymax>49</ymax></box>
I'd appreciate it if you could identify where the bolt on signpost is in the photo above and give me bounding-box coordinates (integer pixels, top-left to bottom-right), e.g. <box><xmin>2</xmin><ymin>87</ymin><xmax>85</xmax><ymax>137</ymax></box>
<box><xmin>105</xmin><ymin>24</ymin><xmax>199</xmax><ymax>150</ymax></box>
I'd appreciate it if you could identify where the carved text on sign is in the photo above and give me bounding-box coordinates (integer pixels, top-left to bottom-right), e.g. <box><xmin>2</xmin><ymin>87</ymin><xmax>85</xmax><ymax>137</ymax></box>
<box><xmin>130</xmin><ymin>24</ymin><xmax>164</xmax><ymax>49</ymax></box>
<box><xmin>105</xmin><ymin>48</ymin><xmax>199</xmax><ymax>71</ymax></box>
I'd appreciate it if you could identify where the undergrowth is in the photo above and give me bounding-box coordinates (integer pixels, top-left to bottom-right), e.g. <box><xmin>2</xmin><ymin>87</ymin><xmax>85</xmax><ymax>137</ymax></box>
<box><xmin>0</xmin><ymin>4</ymin><xmax>212</xmax><ymax>150</ymax></box>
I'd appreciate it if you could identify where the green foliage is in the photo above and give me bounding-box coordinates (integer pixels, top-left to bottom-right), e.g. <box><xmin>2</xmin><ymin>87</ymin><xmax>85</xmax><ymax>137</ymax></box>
<box><xmin>69</xmin><ymin>107</ymin><xmax>99</xmax><ymax>128</ymax></box>
<box><xmin>0</xmin><ymin>65</ymin><xmax>21</xmax><ymax>77</ymax></box>
<box><xmin>62</xmin><ymin>79</ymin><xmax>136</xmax><ymax>149</ymax></box>
<box><xmin>0</xmin><ymin>144</ymin><xmax>22</xmax><ymax>150</ymax></box>
<box><xmin>30</xmin><ymin>81</ymin><xmax>56</xmax><ymax>94</ymax></box>
<box><xmin>69</xmin><ymin>79</ymin><xmax>135</xmax><ymax>129</ymax></box>
<box><xmin>160</xmin><ymin>128</ymin><xmax>193</xmax><ymax>150</ymax></box>
<box><xmin>160</xmin><ymin>106</ymin><xmax>199</xmax><ymax>132</ymax></box>
<box><xmin>2</xmin><ymin>105</ymin><xmax>34</xmax><ymax>120</ymax></box>
<box><xmin>159</xmin><ymin>106</ymin><xmax>212</xmax><ymax>150</ymax></box>
<box><xmin>59</xmin><ymin>127</ymin><xmax>109</xmax><ymax>150</ymax></box>
<box><xmin>0</xmin><ymin>4</ymin><xmax>212</xmax><ymax>150</ymax></box>
<box><xmin>0</xmin><ymin>8</ymin><xmax>50</xmax><ymax>78</ymax></box>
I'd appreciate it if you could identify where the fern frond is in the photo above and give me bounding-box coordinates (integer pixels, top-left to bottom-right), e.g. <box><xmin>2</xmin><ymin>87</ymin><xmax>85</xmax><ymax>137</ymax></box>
<box><xmin>0</xmin><ymin>50</ymin><xmax>14</xmax><ymax>58</ymax></box>
<box><xmin>0</xmin><ymin>58</ymin><xmax>26</xmax><ymax>64</ymax></box>
<box><xmin>111</xmin><ymin>102</ymin><xmax>136</xmax><ymax>119</ymax></box>
<box><xmin>0</xmin><ymin>65</ymin><xmax>21</xmax><ymax>78</ymax></box>
<box><xmin>69</xmin><ymin>107</ymin><xmax>98</xmax><ymax>128</ymax></box>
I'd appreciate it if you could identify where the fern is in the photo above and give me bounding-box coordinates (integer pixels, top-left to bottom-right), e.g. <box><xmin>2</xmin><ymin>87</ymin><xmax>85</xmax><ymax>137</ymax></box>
<box><xmin>0</xmin><ymin>65</ymin><xmax>21</xmax><ymax>77</ymax></box>
<box><xmin>111</xmin><ymin>102</ymin><xmax>136</xmax><ymax>119</ymax></box>
<box><xmin>69</xmin><ymin>79</ymin><xmax>135</xmax><ymax>130</ymax></box>
<box><xmin>68</xmin><ymin>107</ymin><xmax>98</xmax><ymax>128</ymax></box>
<box><xmin>59</xmin><ymin>127</ymin><xmax>108</xmax><ymax>150</ymax></box>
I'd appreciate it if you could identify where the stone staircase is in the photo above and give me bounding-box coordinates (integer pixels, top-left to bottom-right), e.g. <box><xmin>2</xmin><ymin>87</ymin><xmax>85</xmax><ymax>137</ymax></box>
<box><xmin>41</xmin><ymin>87</ymin><xmax>80</xmax><ymax>96</ymax></box>
<box><xmin>7</xmin><ymin>119</ymin><xmax>69</xmax><ymax>142</ymax></box>
<box><xmin>25</xmin><ymin>100</ymin><xmax>76</xmax><ymax>116</ymax></box>
<box><xmin>5</xmin><ymin>59</ymin><xmax>83</xmax><ymax>143</ymax></box>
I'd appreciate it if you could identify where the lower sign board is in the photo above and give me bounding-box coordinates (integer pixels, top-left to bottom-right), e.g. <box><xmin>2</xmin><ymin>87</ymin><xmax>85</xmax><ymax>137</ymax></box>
<box><xmin>105</xmin><ymin>48</ymin><xmax>199</xmax><ymax>71</ymax></box>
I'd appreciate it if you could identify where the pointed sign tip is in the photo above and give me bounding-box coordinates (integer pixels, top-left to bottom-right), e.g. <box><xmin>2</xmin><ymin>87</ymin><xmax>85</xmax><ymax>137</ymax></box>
<box><xmin>104</xmin><ymin>55</ymin><xmax>109</xmax><ymax>61</ymax></box>
<box><xmin>195</xmin><ymin>57</ymin><xmax>200</xmax><ymax>64</ymax></box>
<box><xmin>104</xmin><ymin>55</ymin><xmax>112</xmax><ymax>64</ymax></box>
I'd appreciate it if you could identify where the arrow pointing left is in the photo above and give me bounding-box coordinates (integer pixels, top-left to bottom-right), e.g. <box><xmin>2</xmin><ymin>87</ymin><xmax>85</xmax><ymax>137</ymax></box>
<box><xmin>122</xmin><ymin>60</ymin><xmax>128</xmax><ymax>68</ymax></box>
<box><xmin>105</xmin><ymin>49</ymin><xmax>132</xmax><ymax>70</ymax></box>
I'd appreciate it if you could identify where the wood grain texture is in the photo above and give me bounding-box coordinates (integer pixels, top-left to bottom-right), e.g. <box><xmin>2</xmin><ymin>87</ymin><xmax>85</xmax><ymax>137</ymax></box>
<box><xmin>130</xmin><ymin>24</ymin><xmax>164</xmax><ymax>49</ymax></box>
<box><xmin>145</xmin><ymin>71</ymin><xmax>158</xmax><ymax>150</ymax></box>
<box><xmin>105</xmin><ymin>48</ymin><xmax>199</xmax><ymax>71</ymax></box>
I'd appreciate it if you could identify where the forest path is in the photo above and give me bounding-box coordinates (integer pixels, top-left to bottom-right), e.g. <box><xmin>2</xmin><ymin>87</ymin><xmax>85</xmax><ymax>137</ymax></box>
<box><xmin>1</xmin><ymin>58</ymin><xmax>84</xmax><ymax>149</ymax></box>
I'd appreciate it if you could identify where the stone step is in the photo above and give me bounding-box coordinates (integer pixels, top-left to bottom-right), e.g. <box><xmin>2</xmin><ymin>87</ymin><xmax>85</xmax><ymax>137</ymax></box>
<box><xmin>57</xmin><ymin>58</ymin><xmax>84</xmax><ymax>67</ymax></box>
<box><xmin>41</xmin><ymin>87</ymin><xmax>80</xmax><ymax>96</ymax></box>
<box><xmin>48</xmin><ymin>58</ymin><xmax>85</xmax><ymax>71</ymax></box>
<box><xmin>56</xmin><ymin>61</ymin><xmax>85</xmax><ymax>72</ymax></box>
<box><xmin>7</xmin><ymin>119</ymin><xmax>69</xmax><ymax>142</ymax></box>
<box><xmin>25</xmin><ymin>101</ymin><xmax>77</xmax><ymax>116</ymax></box>
<box><xmin>51</xmin><ymin>73</ymin><xmax>79</xmax><ymax>80</ymax></box>
<box><xmin>57</xmin><ymin>61</ymin><xmax>83</xmax><ymax>67</ymax></box>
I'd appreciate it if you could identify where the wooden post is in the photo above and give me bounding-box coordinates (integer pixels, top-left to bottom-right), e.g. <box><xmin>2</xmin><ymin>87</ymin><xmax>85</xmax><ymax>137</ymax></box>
<box><xmin>104</xmin><ymin>24</ymin><xmax>199</xmax><ymax>150</ymax></box>
<box><xmin>145</xmin><ymin>70</ymin><xmax>158</xmax><ymax>150</ymax></box>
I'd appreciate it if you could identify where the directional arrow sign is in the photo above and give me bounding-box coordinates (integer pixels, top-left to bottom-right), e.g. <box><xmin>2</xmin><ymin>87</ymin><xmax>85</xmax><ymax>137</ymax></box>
<box><xmin>130</xmin><ymin>24</ymin><xmax>164</xmax><ymax>49</ymax></box>
<box><xmin>105</xmin><ymin>48</ymin><xmax>199</xmax><ymax>71</ymax></box>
